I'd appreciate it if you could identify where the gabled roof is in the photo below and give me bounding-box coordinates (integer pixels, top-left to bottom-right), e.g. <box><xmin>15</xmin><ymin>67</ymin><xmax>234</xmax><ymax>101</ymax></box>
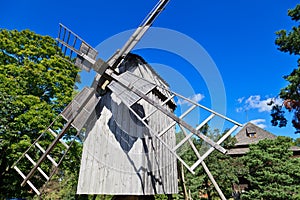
<box><xmin>228</xmin><ymin>122</ymin><xmax>300</xmax><ymax>156</ymax></box>
<box><xmin>234</xmin><ymin>122</ymin><xmax>276</xmax><ymax>146</ymax></box>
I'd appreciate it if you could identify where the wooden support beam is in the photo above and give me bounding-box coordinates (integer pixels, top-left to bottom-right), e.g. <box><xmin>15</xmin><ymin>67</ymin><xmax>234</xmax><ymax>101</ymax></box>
<box><xmin>158</xmin><ymin>104</ymin><xmax>197</xmax><ymax>137</ymax></box>
<box><xmin>190</xmin><ymin>124</ymin><xmax>239</xmax><ymax>171</ymax></box>
<box><xmin>142</xmin><ymin>94</ymin><xmax>175</xmax><ymax>121</ymax></box>
<box><xmin>21</xmin><ymin>120</ymin><xmax>73</xmax><ymax>187</ymax></box>
<box><xmin>173</xmin><ymin>114</ymin><xmax>215</xmax><ymax>152</ymax></box>
<box><xmin>201</xmin><ymin>162</ymin><xmax>227</xmax><ymax>200</ymax></box>
<box><xmin>180</xmin><ymin>125</ymin><xmax>227</xmax><ymax>200</ymax></box>
<box><xmin>25</xmin><ymin>154</ymin><xmax>49</xmax><ymax>181</ymax></box>
<box><xmin>125</xmin><ymin>103</ymin><xmax>196</xmax><ymax>174</ymax></box>
<box><xmin>48</xmin><ymin>129</ymin><xmax>69</xmax><ymax>149</ymax></box>
<box><xmin>21</xmin><ymin>87</ymin><xmax>96</xmax><ymax>187</ymax></box>
<box><xmin>14</xmin><ymin>166</ymin><xmax>41</xmax><ymax>196</ymax></box>
<box><xmin>35</xmin><ymin>143</ymin><xmax>58</xmax><ymax>167</ymax></box>
<box><xmin>107</xmin><ymin>0</ymin><xmax>170</xmax><ymax>69</ymax></box>
<box><xmin>110</xmin><ymin>72</ymin><xmax>226</xmax><ymax>154</ymax></box>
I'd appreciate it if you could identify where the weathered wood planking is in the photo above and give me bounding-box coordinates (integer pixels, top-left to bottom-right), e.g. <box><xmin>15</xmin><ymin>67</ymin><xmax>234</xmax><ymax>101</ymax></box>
<box><xmin>77</xmin><ymin>54</ymin><xmax>178</xmax><ymax>195</ymax></box>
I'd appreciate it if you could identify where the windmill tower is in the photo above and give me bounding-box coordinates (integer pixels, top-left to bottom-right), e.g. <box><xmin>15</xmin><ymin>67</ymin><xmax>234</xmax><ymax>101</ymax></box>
<box><xmin>13</xmin><ymin>0</ymin><xmax>242</xmax><ymax>199</ymax></box>
<box><xmin>77</xmin><ymin>53</ymin><xmax>178</xmax><ymax>195</ymax></box>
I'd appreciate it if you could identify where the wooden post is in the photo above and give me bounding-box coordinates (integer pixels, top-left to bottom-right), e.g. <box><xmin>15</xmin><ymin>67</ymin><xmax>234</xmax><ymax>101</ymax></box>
<box><xmin>188</xmin><ymin>189</ymin><xmax>192</xmax><ymax>200</ymax></box>
<box><xmin>179</xmin><ymin>163</ymin><xmax>188</xmax><ymax>200</ymax></box>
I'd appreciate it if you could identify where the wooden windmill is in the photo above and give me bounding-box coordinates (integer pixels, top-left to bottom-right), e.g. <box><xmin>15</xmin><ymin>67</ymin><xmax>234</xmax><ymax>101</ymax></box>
<box><xmin>13</xmin><ymin>0</ymin><xmax>242</xmax><ymax>199</ymax></box>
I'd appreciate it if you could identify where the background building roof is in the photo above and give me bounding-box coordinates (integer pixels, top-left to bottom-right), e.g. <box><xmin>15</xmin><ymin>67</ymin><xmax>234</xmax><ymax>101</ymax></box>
<box><xmin>234</xmin><ymin>122</ymin><xmax>276</xmax><ymax>146</ymax></box>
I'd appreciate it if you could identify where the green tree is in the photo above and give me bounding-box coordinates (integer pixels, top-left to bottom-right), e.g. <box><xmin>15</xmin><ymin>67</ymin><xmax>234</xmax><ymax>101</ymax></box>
<box><xmin>176</xmin><ymin>131</ymin><xmax>206</xmax><ymax>199</ymax></box>
<box><xmin>0</xmin><ymin>29</ymin><xmax>80</xmax><ymax>198</ymax></box>
<box><xmin>241</xmin><ymin>137</ymin><xmax>300</xmax><ymax>200</ymax></box>
<box><xmin>294</xmin><ymin>137</ymin><xmax>300</xmax><ymax>146</ymax></box>
<box><xmin>176</xmin><ymin>128</ymin><xmax>238</xmax><ymax>200</ymax></box>
<box><xmin>201</xmin><ymin>129</ymin><xmax>238</xmax><ymax>200</ymax></box>
<box><xmin>270</xmin><ymin>4</ymin><xmax>300</xmax><ymax>133</ymax></box>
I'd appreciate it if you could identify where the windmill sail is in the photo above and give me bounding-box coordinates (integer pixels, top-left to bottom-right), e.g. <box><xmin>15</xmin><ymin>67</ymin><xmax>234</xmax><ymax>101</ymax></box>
<box><xmin>13</xmin><ymin>87</ymin><xmax>101</xmax><ymax>194</ymax></box>
<box><xmin>107</xmin><ymin>68</ymin><xmax>241</xmax><ymax>173</ymax></box>
<box><xmin>106</xmin><ymin>0</ymin><xmax>171</xmax><ymax>69</ymax></box>
<box><xmin>61</xmin><ymin>87</ymin><xmax>100</xmax><ymax>131</ymax></box>
<box><xmin>57</xmin><ymin>23</ymin><xmax>98</xmax><ymax>72</ymax></box>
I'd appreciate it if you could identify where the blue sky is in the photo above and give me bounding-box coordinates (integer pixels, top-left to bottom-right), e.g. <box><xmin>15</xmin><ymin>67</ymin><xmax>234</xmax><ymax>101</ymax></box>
<box><xmin>2</xmin><ymin>0</ymin><xmax>300</xmax><ymax>138</ymax></box>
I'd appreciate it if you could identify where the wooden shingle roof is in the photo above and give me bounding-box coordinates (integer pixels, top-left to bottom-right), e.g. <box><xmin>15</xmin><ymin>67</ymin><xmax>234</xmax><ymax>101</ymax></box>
<box><xmin>228</xmin><ymin>122</ymin><xmax>300</xmax><ymax>156</ymax></box>
<box><xmin>234</xmin><ymin>122</ymin><xmax>276</xmax><ymax>146</ymax></box>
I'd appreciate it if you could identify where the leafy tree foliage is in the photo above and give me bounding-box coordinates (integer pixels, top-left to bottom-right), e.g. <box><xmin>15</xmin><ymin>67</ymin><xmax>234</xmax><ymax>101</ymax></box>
<box><xmin>294</xmin><ymin>137</ymin><xmax>300</xmax><ymax>146</ymax></box>
<box><xmin>176</xmin><ymin>128</ymin><xmax>238</xmax><ymax>200</ymax></box>
<box><xmin>0</xmin><ymin>29</ymin><xmax>80</xmax><ymax>198</ymax></box>
<box><xmin>271</xmin><ymin>4</ymin><xmax>300</xmax><ymax>133</ymax></box>
<box><xmin>241</xmin><ymin>137</ymin><xmax>300</xmax><ymax>199</ymax></box>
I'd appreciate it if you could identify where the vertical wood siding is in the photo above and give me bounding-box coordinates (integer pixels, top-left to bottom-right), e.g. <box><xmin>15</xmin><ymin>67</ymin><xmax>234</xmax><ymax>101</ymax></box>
<box><xmin>77</xmin><ymin>54</ymin><xmax>177</xmax><ymax>195</ymax></box>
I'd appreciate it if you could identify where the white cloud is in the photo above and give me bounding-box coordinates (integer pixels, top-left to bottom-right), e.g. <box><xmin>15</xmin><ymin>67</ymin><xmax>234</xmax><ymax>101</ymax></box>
<box><xmin>191</xmin><ymin>93</ymin><xmax>205</xmax><ymax>102</ymax></box>
<box><xmin>245</xmin><ymin>95</ymin><xmax>271</xmax><ymax>112</ymax></box>
<box><xmin>177</xmin><ymin>93</ymin><xmax>205</xmax><ymax>105</ymax></box>
<box><xmin>236</xmin><ymin>95</ymin><xmax>282</xmax><ymax>113</ymax></box>
<box><xmin>250</xmin><ymin>119</ymin><xmax>267</xmax><ymax>129</ymax></box>
<box><xmin>237</xmin><ymin>97</ymin><xmax>245</xmax><ymax>104</ymax></box>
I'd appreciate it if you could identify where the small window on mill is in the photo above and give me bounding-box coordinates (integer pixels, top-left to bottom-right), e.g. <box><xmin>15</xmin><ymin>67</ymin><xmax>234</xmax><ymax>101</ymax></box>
<box><xmin>246</xmin><ymin>127</ymin><xmax>256</xmax><ymax>138</ymax></box>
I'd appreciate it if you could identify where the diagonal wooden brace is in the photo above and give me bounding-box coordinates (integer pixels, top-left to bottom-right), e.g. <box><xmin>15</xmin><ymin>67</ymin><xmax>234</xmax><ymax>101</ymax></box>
<box><xmin>112</xmin><ymin>73</ymin><xmax>227</xmax><ymax>154</ymax></box>
<box><xmin>190</xmin><ymin>124</ymin><xmax>239</xmax><ymax>171</ymax></box>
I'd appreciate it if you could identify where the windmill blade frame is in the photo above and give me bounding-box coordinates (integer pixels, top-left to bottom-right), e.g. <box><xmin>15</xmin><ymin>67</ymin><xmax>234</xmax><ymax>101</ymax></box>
<box><xmin>14</xmin><ymin>87</ymin><xmax>100</xmax><ymax>187</ymax></box>
<box><xmin>107</xmin><ymin>69</ymin><xmax>241</xmax><ymax>173</ymax></box>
